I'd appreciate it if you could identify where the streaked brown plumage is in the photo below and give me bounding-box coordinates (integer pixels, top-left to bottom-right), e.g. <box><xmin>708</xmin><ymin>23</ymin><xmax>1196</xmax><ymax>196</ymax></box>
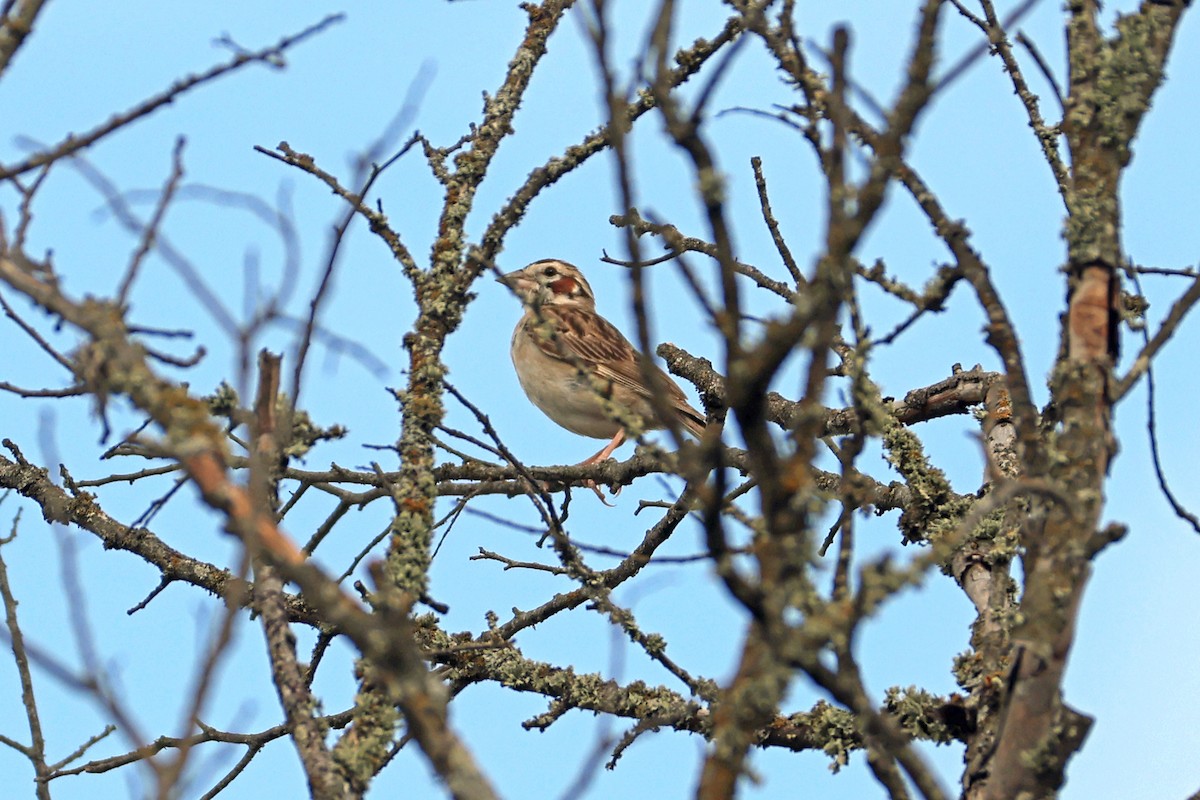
<box><xmin>499</xmin><ymin>259</ymin><xmax>705</xmax><ymax>464</ymax></box>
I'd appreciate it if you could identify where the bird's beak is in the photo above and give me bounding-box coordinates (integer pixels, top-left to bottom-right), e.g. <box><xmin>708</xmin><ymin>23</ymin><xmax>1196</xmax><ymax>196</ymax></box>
<box><xmin>497</xmin><ymin>269</ymin><xmax>533</xmax><ymax>294</ymax></box>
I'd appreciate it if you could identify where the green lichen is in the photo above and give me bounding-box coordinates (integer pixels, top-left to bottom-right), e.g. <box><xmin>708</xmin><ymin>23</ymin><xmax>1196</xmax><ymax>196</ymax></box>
<box><xmin>204</xmin><ymin>381</ymin><xmax>240</xmax><ymax>418</ymax></box>
<box><xmin>883</xmin><ymin>686</ymin><xmax>954</xmax><ymax>744</ymax></box>
<box><xmin>881</xmin><ymin>422</ymin><xmax>970</xmax><ymax>545</ymax></box>
<box><xmin>804</xmin><ymin>700</ymin><xmax>860</xmax><ymax>772</ymax></box>
<box><xmin>285</xmin><ymin>403</ymin><xmax>347</xmax><ymax>459</ymax></box>
<box><xmin>331</xmin><ymin>664</ymin><xmax>400</xmax><ymax>793</ymax></box>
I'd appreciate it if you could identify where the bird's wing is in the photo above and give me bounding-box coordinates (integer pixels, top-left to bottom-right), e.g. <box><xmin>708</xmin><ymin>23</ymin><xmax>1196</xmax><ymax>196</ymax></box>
<box><xmin>525</xmin><ymin>306</ymin><xmax>704</xmax><ymax>434</ymax></box>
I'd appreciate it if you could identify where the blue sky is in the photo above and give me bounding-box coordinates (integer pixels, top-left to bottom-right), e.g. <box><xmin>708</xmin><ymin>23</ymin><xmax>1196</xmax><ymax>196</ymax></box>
<box><xmin>1</xmin><ymin>2</ymin><xmax>1198</xmax><ymax>799</ymax></box>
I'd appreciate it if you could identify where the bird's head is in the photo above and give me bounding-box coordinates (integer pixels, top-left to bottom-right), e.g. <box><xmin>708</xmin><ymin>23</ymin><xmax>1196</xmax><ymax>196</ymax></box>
<box><xmin>498</xmin><ymin>259</ymin><xmax>596</xmax><ymax>310</ymax></box>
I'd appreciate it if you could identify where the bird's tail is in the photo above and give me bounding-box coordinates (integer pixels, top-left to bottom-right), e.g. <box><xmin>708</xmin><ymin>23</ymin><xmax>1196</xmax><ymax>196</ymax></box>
<box><xmin>678</xmin><ymin>405</ymin><xmax>707</xmax><ymax>439</ymax></box>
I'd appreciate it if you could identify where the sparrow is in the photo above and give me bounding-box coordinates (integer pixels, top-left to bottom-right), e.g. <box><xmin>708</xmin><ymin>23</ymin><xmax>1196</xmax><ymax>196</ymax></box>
<box><xmin>498</xmin><ymin>259</ymin><xmax>706</xmax><ymax>466</ymax></box>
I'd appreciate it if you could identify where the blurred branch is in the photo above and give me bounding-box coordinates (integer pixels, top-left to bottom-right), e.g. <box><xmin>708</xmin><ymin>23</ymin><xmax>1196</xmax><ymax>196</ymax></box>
<box><xmin>608</xmin><ymin>209</ymin><xmax>794</xmax><ymax>300</ymax></box>
<box><xmin>474</xmin><ymin>12</ymin><xmax>746</xmax><ymax>267</ymax></box>
<box><xmin>1114</xmin><ymin>274</ymin><xmax>1200</xmax><ymax>400</ymax></box>
<box><xmin>0</xmin><ymin>15</ymin><xmax>344</xmax><ymax>181</ymax></box>
<box><xmin>0</xmin><ymin>0</ymin><xmax>48</xmax><ymax>76</ymax></box>
<box><xmin>428</xmin><ymin>616</ymin><xmax>961</xmax><ymax>756</ymax></box>
<box><xmin>949</xmin><ymin>0</ymin><xmax>1070</xmax><ymax>201</ymax></box>
<box><xmin>245</xmin><ymin>352</ymin><xmax>341</xmax><ymax>798</ymax></box>
<box><xmin>660</xmin><ymin>346</ymin><xmax>998</xmax><ymax>438</ymax></box>
<box><xmin>0</xmin><ymin>517</ymin><xmax>53</xmax><ymax>800</ymax></box>
<box><xmin>49</xmin><ymin>711</ymin><xmax>354</xmax><ymax>780</ymax></box>
<box><xmin>116</xmin><ymin>138</ymin><xmax>188</xmax><ymax>305</ymax></box>
<box><xmin>254</xmin><ymin>142</ymin><xmax>419</xmax><ymax>280</ymax></box>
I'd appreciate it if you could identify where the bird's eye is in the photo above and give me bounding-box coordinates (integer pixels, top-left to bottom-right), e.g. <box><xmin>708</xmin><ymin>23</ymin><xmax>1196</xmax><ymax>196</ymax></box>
<box><xmin>541</xmin><ymin>266</ymin><xmax>558</xmax><ymax>277</ymax></box>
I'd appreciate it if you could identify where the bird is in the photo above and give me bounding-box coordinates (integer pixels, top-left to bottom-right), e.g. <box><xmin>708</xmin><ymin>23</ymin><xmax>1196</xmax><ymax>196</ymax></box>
<box><xmin>498</xmin><ymin>258</ymin><xmax>706</xmax><ymax>466</ymax></box>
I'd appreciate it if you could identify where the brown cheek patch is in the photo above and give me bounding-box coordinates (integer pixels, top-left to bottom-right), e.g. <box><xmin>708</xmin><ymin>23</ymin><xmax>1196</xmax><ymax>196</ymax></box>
<box><xmin>549</xmin><ymin>276</ymin><xmax>577</xmax><ymax>296</ymax></box>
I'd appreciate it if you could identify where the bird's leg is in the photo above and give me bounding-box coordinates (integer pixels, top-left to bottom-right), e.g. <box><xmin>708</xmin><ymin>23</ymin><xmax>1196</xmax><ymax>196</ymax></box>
<box><xmin>572</xmin><ymin>429</ymin><xmax>627</xmax><ymax>502</ymax></box>
<box><xmin>535</xmin><ymin>430</ymin><xmax>626</xmax><ymax>505</ymax></box>
<box><xmin>578</xmin><ymin>429</ymin><xmax>626</xmax><ymax>465</ymax></box>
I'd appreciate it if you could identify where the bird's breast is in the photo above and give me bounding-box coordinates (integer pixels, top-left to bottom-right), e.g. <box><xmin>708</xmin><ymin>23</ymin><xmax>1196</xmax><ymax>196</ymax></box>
<box><xmin>510</xmin><ymin>325</ymin><xmax>621</xmax><ymax>439</ymax></box>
